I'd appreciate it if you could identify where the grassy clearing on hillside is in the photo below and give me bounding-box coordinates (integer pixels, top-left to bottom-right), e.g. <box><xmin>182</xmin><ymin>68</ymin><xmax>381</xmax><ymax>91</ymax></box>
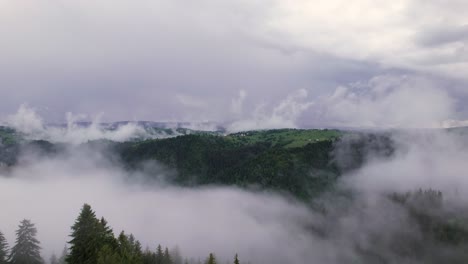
<box><xmin>226</xmin><ymin>129</ymin><xmax>343</xmax><ymax>148</ymax></box>
<box><xmin>0</xmin><ymin>127</ymin><xmax>19</xmax><ymax>145</ymax></box>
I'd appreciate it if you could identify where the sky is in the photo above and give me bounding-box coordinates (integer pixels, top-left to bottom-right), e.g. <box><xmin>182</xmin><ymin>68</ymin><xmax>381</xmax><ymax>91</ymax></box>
<box><xmin>1</xmin><ymin>0</ymin><xmax>468</xmax><ymax>129</ymax></box>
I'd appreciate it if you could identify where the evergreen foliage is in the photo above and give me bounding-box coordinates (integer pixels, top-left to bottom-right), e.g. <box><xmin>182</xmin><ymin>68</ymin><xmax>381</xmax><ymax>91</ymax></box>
<box><xmin>205</xmin><ymin>253</ymin><xmax>216</xmax><ymax>264</ymax></box>
<box><xmin>170</xmin><ymin>246</ymin><xmax>183</xmax><ymax>264</ymax></box>
<box><xmin>142</xmin><ymin>247</ymin><xmax>156</xmax><ymax>264</ymax></box>
<box><xmin>0</xmin><ymin>231</ymin><xmax>9</xmax><ymax>264</ymax></box>
<box><xmin>9</xmin><ymin>219</ymin><xmax>43</xmax><ymax>264</ymax></box>
<box><xmin>67</xmin><ymin>204</ymin><xmax>116</xmax><ymax>264</ymax></box>
<box><xmin>155</xmin><ymin>244</ymin><xmax>164</xmax><ymax>264</ymax></box>
<box><xmin>163</xmin><ymin>247</ymin><xmax>172</xmax><ymax>264</ymax></box>
<box><xmin>117</xmin><ymin>133</ymin><xmax>342</xmax><ymax>200</ymax></box>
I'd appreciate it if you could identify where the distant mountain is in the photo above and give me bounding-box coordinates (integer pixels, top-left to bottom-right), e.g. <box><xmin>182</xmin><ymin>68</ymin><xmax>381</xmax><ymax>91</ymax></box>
<box><xmin>46</xmin><ymin>121</ymin><xmax>226</xmax><ymax>132</ymax></box>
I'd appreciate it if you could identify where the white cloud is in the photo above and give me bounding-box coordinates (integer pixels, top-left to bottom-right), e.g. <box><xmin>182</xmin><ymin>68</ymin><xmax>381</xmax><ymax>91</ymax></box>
<box><xmin>5</xmin><ymin>104</ymin><xmax>45</xmax><ymax>134</ymax></box>
<box><xmin>264</xmin><ymin>0</ymin><xmax>468</xmax><ymax>79</ymax></box>
<box><xmin>441</xmin><ymin>119</ymin><xmax>468</xmax><ymax>128</ymax></box>
<box><xmin>3</xmin><ymin>105</ymin><xmax>157</xmax><ymax>144</ymax></box>
<box><xmin>313</xmin><ymin>75</ymin><xmax>455</xmax><ymax>128</ymax></box>
<box><xmin>227</xmin><ymin>89</ymin><xmax>313</xmax><ymax>132</ymax></box>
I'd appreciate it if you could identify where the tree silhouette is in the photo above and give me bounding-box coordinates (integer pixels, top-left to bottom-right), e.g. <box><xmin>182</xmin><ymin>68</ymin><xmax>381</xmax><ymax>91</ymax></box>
<box><xmin>9</xmin><ymin>219</ymin><xmax>43</xmax><ymax>264</ymax></box>
<box><xmin>0</xmin><ymin>230</ymin><xmax>9</xmax><ymax>264</ymax></box>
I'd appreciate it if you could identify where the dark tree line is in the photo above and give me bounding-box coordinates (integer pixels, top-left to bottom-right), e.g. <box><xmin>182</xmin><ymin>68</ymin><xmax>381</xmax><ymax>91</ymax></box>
<box><xmin>0</xmin><ymin>204</ymin><xmax>244</xmax><ymax>264</ymax></box>
<box><xmin>67</xmin><ymin>204</ymin><xmax>240</xmax><ymax>264</ymax></box>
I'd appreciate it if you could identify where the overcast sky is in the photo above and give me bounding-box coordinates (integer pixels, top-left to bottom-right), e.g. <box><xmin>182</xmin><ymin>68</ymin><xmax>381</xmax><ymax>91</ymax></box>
<box><xmin>1</xmin><ymin>0</ymin><xmax>468</xmax><ymax>128</ymax></box>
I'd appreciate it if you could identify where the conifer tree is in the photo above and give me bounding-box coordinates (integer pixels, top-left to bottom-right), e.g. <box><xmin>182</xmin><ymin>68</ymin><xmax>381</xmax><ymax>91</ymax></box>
<box><xmin>67</xmin><ymin>204</ymin><xmax>99</xmax><ymax>264</ymax></box>
<box><xmin>205</xmin><ymin>253</ymin><xmax>216</xmax><ymax>264</ymax></box>
<box><xmin>114</xmin><ymin>231</ymin><xmax>143</xmax><ymax>264</ymax></box>
<box><xmin>67</xmin><ymin>204</ymin><xmax>116</xmax><ymax>264</ymax></box>
<box><xmin>170</xmin><ymin>246</ymin><xmax>183</xmax><ymax>264</ymax></box>
<box><xmin>142</xmin><ymin>247</ymin><xmax>156</xmax><ymax>264</ymax></box>
<box><xmin>0</xmin><ymin>231</ymin><xmax>8</xmax><ymax>264</ymax></box>
<box><xmin>128</xmin><ymin>234</ymin><xmax>143</xmax><ymax>263</ymax></box>
<box><xmin>97</xmin><ymin>244</ymin><xmax>122</xmax><ymax>264</ymax></box>
<box><xmin>9</xmin><ymin>219</ymin><xmax>43</xmax><ymax>264</ymax></box>
<box><xmin>233</xmin><ymin>254</ymin><xmax>239</xmax><ymax>264</ymax></box>
<box><xmin>155</xmin><ymin>244</ymin><xmax>164</xmax><ymax>264</ymax></box>
<box><xmin>95</xmin><ymin>231</ymin><xmax>145</xmax><ymax>264</ymax></box>
<box><xmin>98</xmin><ymin>218</ymin><xmax>116</xmax><ymax>249</ymax></box>
<box><xmin>163</xmin><ymin>247</ymin><xmax>172</xmax><ymax>264</ymax></box>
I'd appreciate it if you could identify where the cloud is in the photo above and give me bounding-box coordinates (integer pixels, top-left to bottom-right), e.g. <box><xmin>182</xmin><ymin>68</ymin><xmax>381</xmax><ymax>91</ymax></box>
<box><xmin>265</xmin><ymin>1</ymin><xmax>468</xmax><ymax>79</ymax></box>
<box><xmin>311</xmin><ymin>75</ymin><xmax>456</xmax><ymax>128</ymax></box>
<box><xmin>5</xmin><ymin>104</ymin><xmax>45</xmax><ymax>135</ymax></box>
<box><xmin>227</xmin><ymin>89</ymin><xmax>313</xmax><ymax>132</ymax></box>
<box><xmin>230</xmin><ymin>89</ymin><xmax>247</xmax><ymax>116</ymax></box>
<box><xmin>1</xmin><ymin>0</ymin><xmax>467</xmax><ymax>123</ymax></box>
<box><xmin>2</xmin><ymin>105</ymin><xmax>159</xmax><ymax>144</ymax></box>
<box><xmin>416</xmin><ymin>25</ymin><xmax>468</xmax><ymax>47</ymax></box>
<box><xmin>441</xmin><ymin>119</ymin><xmax>468</xmax><ymax>128</ymax></box>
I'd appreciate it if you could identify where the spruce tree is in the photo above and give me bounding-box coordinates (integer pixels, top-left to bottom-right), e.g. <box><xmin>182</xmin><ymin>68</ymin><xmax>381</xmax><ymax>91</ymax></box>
<box><xmin>0</xmin><ymin>230</ymin><xmax>9</xmax><ymax>264</ymax></box>
<box><xmin>97</xmin><ymin>244</ymin><xmax>122</xmax><ymax>264</ymax></box>
<box><xmin>9</xmin><ymin>219</ymin><xmax>43</xmax><ymax>264</ymax></box>
<box><xmin>170</xmin><ymin>246</ymin><xmax>183</xmax><ymax>264</ymax></box>
<box><xmin>114</xmin><ymin>231</ymin><xmax>143</xmax><ymax>264</ymax></box>
<box><xmin>129</xmin><ymin>234</ymin><xmax>143</xmax><ymax>261</ymax></box>
<box><xmin>98</xmin><ymin>218</ymin><xmax>115</xmax><ymax>249</ymax></box>
<box><xmin>142</xmin><ymin>247</ymin><xmax>156</xmax><ymax>264</ymax></box>
<box><xmin>155</xmin><ymin>244</ymin><xmax>164</xmax><ymax>264</ymax></box>
<box><xmin>96</xmin><ymin>231</ymin><xmax>144</xmax><ymax>264</ymax></box>
<box><xmin>205</xmin><ymin>253</ymin><xmax>216</xmax><ymax>264</ymax></box>
<box><xmin>233</xmin><ymin>254</ymin><xmax>239</xmax><ymax>264</ymax></box>
<box><xmin>163</xmin><ymin>247</ymin><xmax>172</xmax><ymax>264</ymax></box>
<box><xmin>127</xmin><ymin>234</ymin><xmax>143</xmax><ymax>263</ymax></box>
<box><xmin>67</xmin><ymin>204</ymin><xmax>115</xmax><ymax>264</ymax></box>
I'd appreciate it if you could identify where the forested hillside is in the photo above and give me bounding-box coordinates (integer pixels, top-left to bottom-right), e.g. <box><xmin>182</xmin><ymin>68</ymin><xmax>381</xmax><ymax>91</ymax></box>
<box><xmin>116</xmin><ymin>130</ymin><xmax>344</xmax><ymax>199</ymax></box>
<box><xmin>0</xmin><ymin>127</ymin><xmax>394</xmax><ymax>199</ymax></box>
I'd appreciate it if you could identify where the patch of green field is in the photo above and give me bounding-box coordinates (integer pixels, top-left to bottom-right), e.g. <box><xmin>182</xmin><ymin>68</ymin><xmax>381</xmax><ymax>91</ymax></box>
<box><xmin>226</xmin><ymin>129</ymin><xmax>343</xmax><ymax>148</ymax></box>
<box><xmin>0</xmin><ymin>126</ymin><xmax>20</xmax><ymax>145</ymax></box>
